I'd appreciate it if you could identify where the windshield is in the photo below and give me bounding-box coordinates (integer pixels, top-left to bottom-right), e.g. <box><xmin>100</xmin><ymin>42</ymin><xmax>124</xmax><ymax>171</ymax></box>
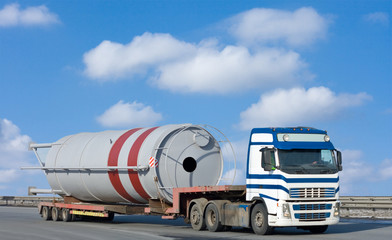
<box><xmin>278</xmin><ymin>149</ymin><xmax>338</xmax><ymax>174</ymax></box>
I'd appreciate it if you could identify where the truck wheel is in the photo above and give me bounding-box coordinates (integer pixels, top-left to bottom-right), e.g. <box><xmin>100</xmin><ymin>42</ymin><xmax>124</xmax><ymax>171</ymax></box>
<box><xmin>51</xmin><ymin>207</ymin><xmax>61</xmax><ymax>221</ymax></box>
<box><xmin>205</xmin><ymin>203</ymin><xmax>223</xmax><ymax>232</ymax></box>
<box><xmin>190</xmin><ymin>204</ymin><xmax>206</xmax><ymax>231</ymax></box>
<box><xmin>251</xmin><ymin>204</ymin><xmax>273</xmax><ymax>235</ymax></box>
<box><xmin>308</xmin><ymin>225</ymin><xmax>328</xmax><ymax>234</ymax></box>
<box><xmin>62</xmin><ymin>208</ymin><xmax>72</xmax><ymax>222</ymax></box>
<box><xmin>41</xmin><ymin>206</ymin><xmax>52</xmax><ymax>221</ymax></box>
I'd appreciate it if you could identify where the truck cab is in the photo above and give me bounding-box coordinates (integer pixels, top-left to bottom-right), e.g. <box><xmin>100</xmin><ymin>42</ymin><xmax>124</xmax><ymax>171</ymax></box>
<box><xmin>246</xmin><ymin>127</ymin><xmax>342</xmax><ymax>232</ymax></box>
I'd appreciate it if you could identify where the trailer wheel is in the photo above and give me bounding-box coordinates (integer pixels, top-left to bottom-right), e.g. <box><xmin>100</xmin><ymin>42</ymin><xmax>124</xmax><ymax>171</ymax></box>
<box><xmin>51</xmin><ymin>207</ymin><xmax>61</xmax><ymax>221</ymax></box>
<box><xmin>62</xmin><ymin>208</ymin><xmax>72</xmax><ymax>222</ymax></box>
<box><xmin>308</xmin><ymin>225</ymin><xmax>328</xmax><ymax>234</ymax></box>
<box><xmin>251</xmin><ymin>204</ymin><xmax>273</xmax><ymax>235</ymax></box>
<box><xmin>205</xmin><ymin>203</ymin><xmax>223</xmax><ymax>232</ymax></box>
<box><xmin>190</xmin><ymin>204</ymin><xmax>206</xmax><ymax>231</ymax></box>
<box><xmin>41</xmin><ymin>206</ymin><xmax>52</xmax><ymax>221</ymax></box>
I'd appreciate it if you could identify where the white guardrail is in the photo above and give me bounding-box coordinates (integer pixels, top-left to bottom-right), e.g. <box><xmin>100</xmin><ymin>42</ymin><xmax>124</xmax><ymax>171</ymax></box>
<box><xmin>0</xmin><ymin>196</ymin><xmax>61</xmax><ymax>207</ymax></box>
<box><xmin>340</xmin><ymin>196</ymin><xmax>392</xmax><ymax>219</ymax></box>
<box><xmin>1</xmin><ymin>196</ymin><xmax>392</xmax><ymax>219</ymax></box>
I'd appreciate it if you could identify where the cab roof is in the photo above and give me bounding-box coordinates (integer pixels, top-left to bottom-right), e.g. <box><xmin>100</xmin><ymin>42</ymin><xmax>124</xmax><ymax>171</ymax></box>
<box><xmin>249</xmin><ymin>127</ymin><xmax>334</xmax><ymax>150</ymax></box>
<box><xmin>251</xmin><ymin>127</ymin><xmax>327</xmax><ymax>135</ymax></box>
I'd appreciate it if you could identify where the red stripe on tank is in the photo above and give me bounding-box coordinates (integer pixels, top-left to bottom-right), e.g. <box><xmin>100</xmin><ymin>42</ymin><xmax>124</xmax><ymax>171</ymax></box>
<box><xmin>108</xmin><ymin>128</ymin><xmax>141</xmax><ymax>203</ymax></box>
<box><xmin>128</xmin><ymin>127</ymin><xmax>159</xmax><ymax>201</ymax></box>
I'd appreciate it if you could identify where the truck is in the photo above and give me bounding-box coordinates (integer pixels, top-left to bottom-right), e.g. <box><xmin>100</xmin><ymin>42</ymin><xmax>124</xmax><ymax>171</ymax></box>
<box><xmin>27</xmin><ymin>124</ymin><xmax>342</xmax><ymax>235</ymax></box>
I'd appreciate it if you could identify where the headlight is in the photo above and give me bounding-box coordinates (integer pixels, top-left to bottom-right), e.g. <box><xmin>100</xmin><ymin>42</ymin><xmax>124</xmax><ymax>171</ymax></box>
<box><xmin>324</xmin><ymin>135</ymin><xmax>330</xmax><ymax>142</ymax></box>
<box><xmin>283</xmin><ymin>134</ymin><xmax>290</xmax><ymax>142</ymax></box>
<box><xmin>282</xmin><ymin>203</ymin><xmax>291</xmax><ymax>218</ymax></box>
<box><xmin>334</xmin><ymin>202</ymin><xmax>340</xmax><ymax>217</ymax></box>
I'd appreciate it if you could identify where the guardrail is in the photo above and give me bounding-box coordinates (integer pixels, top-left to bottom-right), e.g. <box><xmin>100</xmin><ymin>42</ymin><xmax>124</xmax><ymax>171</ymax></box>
<box><xmin>1</xmin><ymin>195</ymin><xmax>392</xmax><ymax>219</ymax></box>
<box><xmin>340</xmin><ymin>196</ymin><xmax>392</xmax><ymax>219</ymax></box>
<box><xmin>0</xmin><ymin>196</ymin><xmax>61</xmax><ymax>207</ymax></box>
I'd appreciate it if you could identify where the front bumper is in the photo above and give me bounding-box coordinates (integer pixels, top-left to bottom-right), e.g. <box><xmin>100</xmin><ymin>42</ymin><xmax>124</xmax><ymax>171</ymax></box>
<box><xmin>268</xmin><ymin>200</ymin><xmax>340</xmax><ymax>227</ymax></box>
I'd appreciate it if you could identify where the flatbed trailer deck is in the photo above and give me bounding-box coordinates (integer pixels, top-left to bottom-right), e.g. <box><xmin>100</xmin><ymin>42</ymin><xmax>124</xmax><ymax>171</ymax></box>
<box><xmin>38</xmin><ymin>185</ymin><xmax>247</xmax><ymax>221</ymax></box>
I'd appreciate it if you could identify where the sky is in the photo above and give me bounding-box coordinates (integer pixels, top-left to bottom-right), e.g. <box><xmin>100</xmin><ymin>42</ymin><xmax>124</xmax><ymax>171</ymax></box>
<box><xmin>0</xmin><ymin>0</ymin><xmax>391</xmax><ymax>196</ymax></box>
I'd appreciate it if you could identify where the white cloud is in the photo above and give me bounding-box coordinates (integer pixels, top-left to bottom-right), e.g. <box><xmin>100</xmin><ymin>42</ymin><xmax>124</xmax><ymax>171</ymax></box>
<box><xmin>82</xmin><ymin>7</ymin><xmax>332</xmax><ymax>93</ymax></box>
<box><xmin>0</xmin><ymin>169</ymin><xmax>18</xmax><ymax>183</ymax></box>
<box><xmin>83</xmin><ymin>32</ymin><xmax>310</xmax><ymax>93</ymax></box>
<box><xmin>0</xmin><ymin>118</ymin><xmax>32</xmax><ymax>168</ymax></box>
<box><xmin>97</xmin><ymin>100</ymin><xmax>163</xmax><ymax>128</ymax></box>
<box><xmin>228</xmin><ymin>7</ymin><xmax>329</xmax><ymax>47</ymax></box>
<box><xmin>222</xmin><ymin>139</ymin><xmax>249</xmax><ymax>163</ymax></box>
<box><xmin>340</xmin><ymin>150</ymin><xmax>372</xmax><ymax>183</ymax></box>
<box><xmin>379</xmin><ymin>158</ymin><xmax>392</xmax><ymax>180</ymax></box>
<box><xmin>239</xmin><ymin>87</ymin><xmax>372</xmax><ymax>129</ymax></box>
<box><xmin>83</xmin><ymin>33</ymin><xmax>196</xmax><ymax>80</ymax></box>
<box><xmin>363</xmin><ymin>12</ymin><xmax>389</xmax><ymax>25</ymax></box>
<box><xmin>0</xmin><ymin>3</ymin><xmax>59</xmax><ymax>27</ymax></box>
<box><xmin>0</xmin><ymin>118</ymin><xmax>37</xmax><ymax>193</ymax></box>
<box><xmin>220</xmin><ymin>139</ymin><xmax>249</xmax><ymax>185</ymax></box>
<box><xmin>338</xmin><ymin>150</ymin><xmax>392</xmax><ymax>195</ymax></box>
<box><xmin>338</xmin><ymin>150</ymin><xmax>373</xmax><ymax>195</ymax></box>
<box><xmin>221</xmin><ymin>168</ymin><xmax>246</xmax><ymax>185</ymax></box>
<box><xmin>154</xmin><ymin>46</ymin><xmax>308</xmax><ymax>94</ymax></box>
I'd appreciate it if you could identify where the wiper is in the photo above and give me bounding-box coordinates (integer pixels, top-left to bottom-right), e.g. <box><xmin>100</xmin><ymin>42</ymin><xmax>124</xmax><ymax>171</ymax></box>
<box><xmin>285</xmin><ymin>165</ymin><xmax>310</xmax><ymax>174</ymax></box>
<box><xmin>298</xmin><ymin>166</ymin><xmax>310</xmax><ymax>173</ymax></box>
<box><xmin>310</xmin><ymin>164</ymin><xmax>324</xmax><ymax>168</ymax></box>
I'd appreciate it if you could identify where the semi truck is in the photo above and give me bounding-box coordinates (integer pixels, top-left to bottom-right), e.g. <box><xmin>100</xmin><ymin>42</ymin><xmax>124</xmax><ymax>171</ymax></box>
<box><xmin>27</xmin><ymin>124</ymin><xmax>342</xmax><ymax>235</ymax></box>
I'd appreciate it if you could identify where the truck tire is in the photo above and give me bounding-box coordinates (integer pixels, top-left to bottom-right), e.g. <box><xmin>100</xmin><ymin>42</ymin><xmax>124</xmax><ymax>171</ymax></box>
<box><xmin>62</xmin><ymin>208</ymin><xmax>72</xmax><ymax>222</ymax></box>
<box><xmin>190</xmin><ymin>204</ymin><xmax>206</xmax><ymax>231</ymax></box>
<box><xmin>51</xmin><ymin>207</ymin><xmax>61</xmax><ymax>221</ymax></box>
<box><xmin>251</xmin><ymin>203</ymin><xmax>273</xmax><ymax>235</ymax></box>
<box><xmin>205</xmin><ymin>203</ymin><xmax>223</xmax><ymax>232</ymax></box>
<box><xmin>41</xmin><ymin>206</ymin><xmax>52</xmax><ymax>221</ymax></box>
<box><xmin>308</xmin><ymin>225</ymin><xmax>328</xmax><ymax>234</ymax></box>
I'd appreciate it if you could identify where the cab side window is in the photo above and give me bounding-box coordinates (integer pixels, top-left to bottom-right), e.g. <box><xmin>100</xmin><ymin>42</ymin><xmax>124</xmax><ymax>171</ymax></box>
<box><xmin>261</xmin><ymin>149</ymin><xmax>276</xmax><ymax>170</ymax></box>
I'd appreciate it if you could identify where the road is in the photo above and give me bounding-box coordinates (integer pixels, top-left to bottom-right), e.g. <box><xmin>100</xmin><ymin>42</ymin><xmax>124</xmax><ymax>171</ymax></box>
<box><xmin>0</xmin><ymin>206</ymin><xmax>391</xmax><ymax>240</ymax></box>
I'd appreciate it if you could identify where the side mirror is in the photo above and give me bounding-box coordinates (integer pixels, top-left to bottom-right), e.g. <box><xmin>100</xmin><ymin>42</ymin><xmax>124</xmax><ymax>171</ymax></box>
<box><xmin>261</xmin><ymin>148</ymin><xmax>273</xmax><ymax>171</ymax></box>
<box><xmin>336</xmin><ymin>150</ymin><xmax>343</xmax><ymax>171</ymax></box>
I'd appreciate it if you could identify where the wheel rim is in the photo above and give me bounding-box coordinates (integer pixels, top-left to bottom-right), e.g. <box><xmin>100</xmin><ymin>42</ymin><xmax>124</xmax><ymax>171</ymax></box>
<box><xmin>207</xmin><ymin>210</ymin><xmax>216</xmax><ymax>226</ymax></box>
<box><xmin>42</xmin><ymin>208</ymin><xmax>48</xmax><ymax>218</ymax></box>
<box><xmin>52</xmin><ymin>208</ymin><xmax>58</xmax><ymax>220</ymax></box>
<box><xmin>254</xmin><ymin>211</ymin><xmax>264</xmax><ymax>228</ymax></box>
<box><xmin>62</xmin><ymin>210</ymin><xmax>67</xmax><ymax>219</ymax></box>
<box><xmin>191</xmin><ymin>209</ymin><xmax>200</xmax><ymax>225</ymax></box>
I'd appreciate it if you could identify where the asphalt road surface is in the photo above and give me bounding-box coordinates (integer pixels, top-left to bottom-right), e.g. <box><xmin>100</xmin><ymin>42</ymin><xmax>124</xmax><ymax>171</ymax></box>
<box><xmin>1</xmin><ymin>206</ymin><xmax>391</xmax><ymax>240</ymax></box>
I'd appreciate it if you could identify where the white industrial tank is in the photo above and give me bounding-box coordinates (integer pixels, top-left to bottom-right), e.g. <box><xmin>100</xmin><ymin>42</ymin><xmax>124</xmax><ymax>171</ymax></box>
<box><xmin>35</xmin><ymin>124</ymin><xmax>223</xmax><ymax>204</ymax></box>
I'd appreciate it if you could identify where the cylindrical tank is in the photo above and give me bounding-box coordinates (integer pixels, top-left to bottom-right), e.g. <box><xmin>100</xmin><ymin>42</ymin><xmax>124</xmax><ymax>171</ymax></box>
<box><xmin>44</xmin><ymin>124</ymin><xmax>223</xmax><ymax>204</ymax></box>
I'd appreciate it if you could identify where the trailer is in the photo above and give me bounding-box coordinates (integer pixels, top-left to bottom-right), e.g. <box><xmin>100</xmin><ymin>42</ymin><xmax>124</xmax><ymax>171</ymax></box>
<box><xmin>38</xmin><ymin>185</ymin><xmax>246</xmax><ymax>225</ymax></box>
<box><xmin>28</xmin><ymin>125</ymin><xmax>342</xmax><ymax>235</ymax></box>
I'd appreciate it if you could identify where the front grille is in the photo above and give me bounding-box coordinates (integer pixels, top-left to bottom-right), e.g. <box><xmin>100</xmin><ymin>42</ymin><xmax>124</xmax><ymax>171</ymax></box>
<box><xmin>294</xmin><ymin>212</ymin><xmax>330</xmax><ymax>220</ymax></box>
<box><xmin>293</xmin><ymin>204</ymin><xmax>332</xmax><ymax>211</ymax></box>
<box><xmin>290</xmin><ymin>187</ymin><xmax>335</xmax><ymax>198</ymax></box>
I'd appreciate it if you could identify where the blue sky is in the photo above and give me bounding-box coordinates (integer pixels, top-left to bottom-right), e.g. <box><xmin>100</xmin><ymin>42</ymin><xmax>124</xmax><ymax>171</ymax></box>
<box><xmin>0</xmin><ymin>0</ymin><xmax>391</xmax><ymax>196</ymax></box>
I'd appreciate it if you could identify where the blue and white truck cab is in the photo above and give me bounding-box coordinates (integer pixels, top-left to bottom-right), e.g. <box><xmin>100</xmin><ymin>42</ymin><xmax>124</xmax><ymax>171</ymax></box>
<box><xmin>246</xmin><ymin>127</ymin><xmax>342</xmax><ymax>233</ymax></box>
